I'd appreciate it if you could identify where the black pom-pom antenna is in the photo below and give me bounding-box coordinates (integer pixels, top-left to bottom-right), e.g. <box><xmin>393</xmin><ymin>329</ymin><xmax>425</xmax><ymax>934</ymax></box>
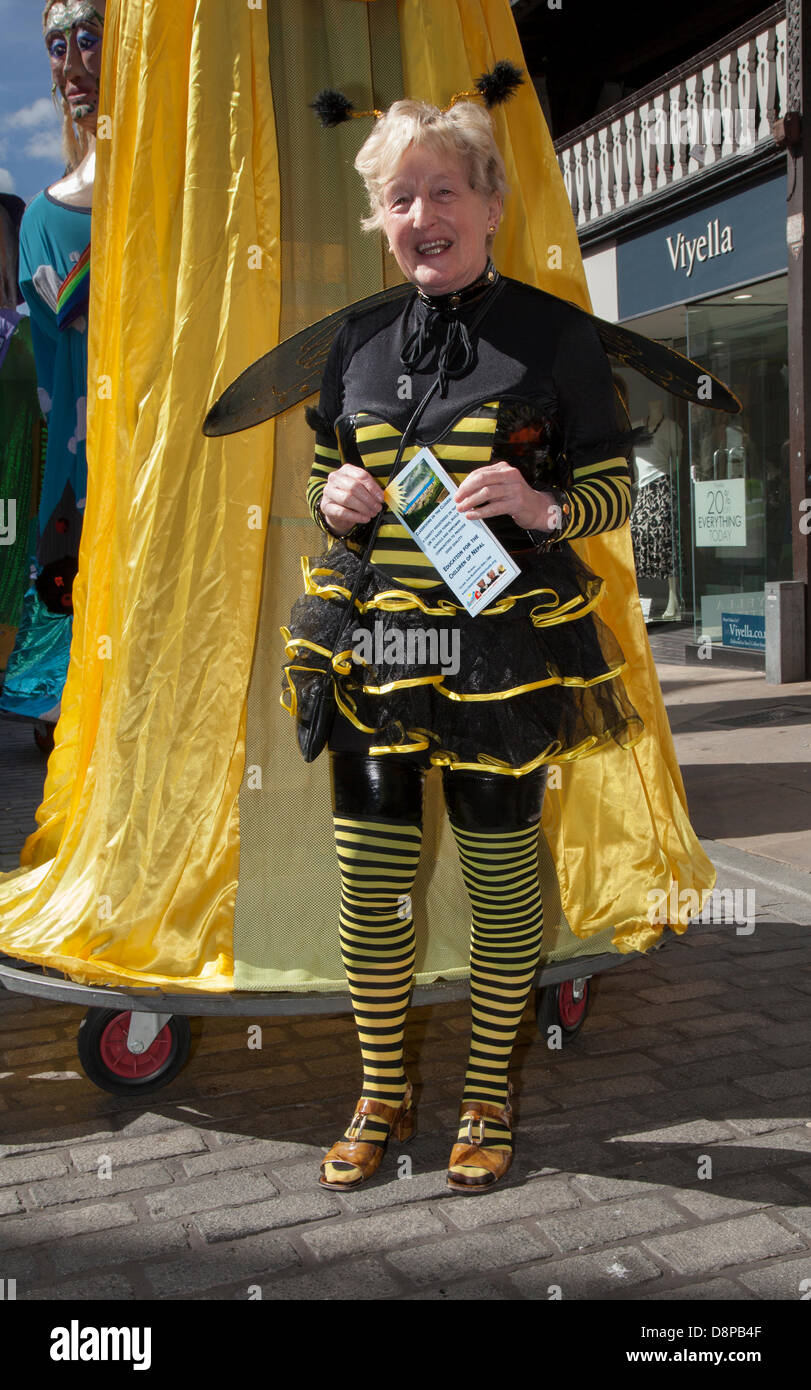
<box><xmin>474</xmin><ymin>60</ymin><xmax>525</xmax><ymax>109</ymax></box>
<box><xmin>310</xmin><ymin>61</ymin><xmax>525</xmax><ymax>130</ymax></box>
<box><xmin>310</xmin><ymin>89</ymin><xmax>355</xmax><ymax>128</ymax></box>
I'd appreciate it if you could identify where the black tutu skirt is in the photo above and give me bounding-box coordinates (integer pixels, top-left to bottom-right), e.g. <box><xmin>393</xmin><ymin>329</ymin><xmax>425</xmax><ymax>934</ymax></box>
<box><xmin>281</xmin><ymin>540</ymin><xmax>644</xmax><ymax>773</ymax></box>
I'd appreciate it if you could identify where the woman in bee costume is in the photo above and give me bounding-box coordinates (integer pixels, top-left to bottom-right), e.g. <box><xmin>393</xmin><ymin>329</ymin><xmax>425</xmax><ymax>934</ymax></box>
<box><xmin>0</xmin><ymin>4</ymin><xmax>730</xmax><ymax>1180</ymax></box>
<box><xmin>255</xmin><ymin>66</ymin><xmax>736</xmax><ymax>1193</ymax></box>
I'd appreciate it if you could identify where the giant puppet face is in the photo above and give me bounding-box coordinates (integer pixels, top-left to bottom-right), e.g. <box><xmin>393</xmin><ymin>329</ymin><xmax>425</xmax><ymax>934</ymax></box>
<box><xmin>43</xmin><ymin>1</ymin><xmax>106</xmax><ymax>134</ymax></box>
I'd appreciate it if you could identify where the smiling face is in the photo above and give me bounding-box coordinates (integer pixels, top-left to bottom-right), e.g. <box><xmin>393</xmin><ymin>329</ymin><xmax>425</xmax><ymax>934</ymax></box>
<box><xmin>381</xmin><ymin>143</ymin><xmax>502</xmax><ymax>297</ymax></box>
<box><xmin>43</xmin><ymin>1</ymin><xmax>106</xmax><ymax>133</ymax></box>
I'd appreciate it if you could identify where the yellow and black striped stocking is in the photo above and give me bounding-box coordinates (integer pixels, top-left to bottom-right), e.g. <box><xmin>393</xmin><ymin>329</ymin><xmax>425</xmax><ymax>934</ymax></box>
<box><xmin>329</xmin><ymin>754</ymin><xmax>426</xmax><ymax>1160</ymax></box>
<box><xmin>444</xmin><ymin>768</ymin><xmax>547</xmax><ymax>1165</ymax></box>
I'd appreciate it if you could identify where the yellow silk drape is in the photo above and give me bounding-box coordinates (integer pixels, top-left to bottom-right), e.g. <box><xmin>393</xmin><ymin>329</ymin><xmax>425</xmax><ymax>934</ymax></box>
<box><xmin>0</xmin><ymin>0</ymin><xmax>280</xmax><ymax>988</ymax></box>
<box><xmin>398</xmin><ymin>0</ymin><xmax>714</xmax><ymax>950</ymax></box>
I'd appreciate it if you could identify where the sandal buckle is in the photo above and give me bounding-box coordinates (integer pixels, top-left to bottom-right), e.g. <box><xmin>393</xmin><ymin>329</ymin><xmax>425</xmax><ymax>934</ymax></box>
<box><xmin>465</xmin><ymin>1114</ymin><xmax>486</xmax><ymax>1146</ymax></box>
<box><xmin>346</xmin><ymin>1111</ymin><xmax>366</xmax><ymax>1141</ymax></box>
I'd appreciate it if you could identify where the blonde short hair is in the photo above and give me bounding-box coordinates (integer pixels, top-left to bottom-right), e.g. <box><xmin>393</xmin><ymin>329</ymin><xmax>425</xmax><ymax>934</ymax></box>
<box><xmin>354</xmin><ymin>99</ymin><xmax>508</xmax><ymax>241</ymax></box>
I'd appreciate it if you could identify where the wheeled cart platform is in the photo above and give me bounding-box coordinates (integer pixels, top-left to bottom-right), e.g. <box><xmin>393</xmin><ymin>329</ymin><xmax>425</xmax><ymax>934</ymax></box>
<box><xmin>0</xmin><ymin>942</ymin><xmax>668</xmax><ymax>1096</ymax></box>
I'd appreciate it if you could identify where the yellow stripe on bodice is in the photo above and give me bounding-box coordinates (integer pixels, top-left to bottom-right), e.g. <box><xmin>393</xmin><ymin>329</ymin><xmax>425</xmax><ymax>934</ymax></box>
<box><xmin>354</xmin><ymin>405</ymin><xmax>499</xmax><ymax>587</ymax></box>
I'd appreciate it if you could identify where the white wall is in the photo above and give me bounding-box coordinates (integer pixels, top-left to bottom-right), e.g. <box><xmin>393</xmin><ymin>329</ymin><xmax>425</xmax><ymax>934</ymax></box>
<box><xmin>582</xmin><ymin>242</ymin><xmax>618</xmax><ymax>321</ymax></box>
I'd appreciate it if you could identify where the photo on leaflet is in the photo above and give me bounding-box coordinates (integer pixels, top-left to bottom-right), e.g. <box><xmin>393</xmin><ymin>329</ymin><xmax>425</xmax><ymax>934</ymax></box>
<box><xmin>474</xmin><ymin>562</ymin><xmax>506</xmax><ymax>597</ymax></box>
<box><xmin>387</xmin><ymin>457</ymin><xmax>450</xmax><ymax>529</ymax></box>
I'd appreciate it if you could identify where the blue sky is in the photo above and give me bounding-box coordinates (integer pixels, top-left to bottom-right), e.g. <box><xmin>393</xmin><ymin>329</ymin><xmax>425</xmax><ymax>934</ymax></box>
<box><xmin>0</xmin><ymin>0</ymin><xmax>68</xmax><ymax>202</ymax></box>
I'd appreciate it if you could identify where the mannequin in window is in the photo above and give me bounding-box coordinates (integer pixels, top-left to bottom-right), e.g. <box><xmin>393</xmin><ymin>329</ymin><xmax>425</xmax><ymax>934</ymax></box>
<box><xmin>630</xmin><ymin>397</ymin><xmax>683</xmax><ymax>620</ymax></box>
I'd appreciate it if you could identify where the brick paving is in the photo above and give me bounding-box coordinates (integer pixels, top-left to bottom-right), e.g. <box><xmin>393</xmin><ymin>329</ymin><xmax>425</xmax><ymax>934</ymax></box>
<box><xmin>1</xmin><ymin>674</ymin><xmax>811</xmax><ymax>1301</ymax></box>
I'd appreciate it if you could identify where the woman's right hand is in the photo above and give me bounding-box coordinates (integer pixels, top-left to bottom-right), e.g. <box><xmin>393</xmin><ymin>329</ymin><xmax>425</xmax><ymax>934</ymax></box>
<box><xmin>320</xmin><ymin>464</ymin><xmax>385</xmax><ymax>536</ymax></box>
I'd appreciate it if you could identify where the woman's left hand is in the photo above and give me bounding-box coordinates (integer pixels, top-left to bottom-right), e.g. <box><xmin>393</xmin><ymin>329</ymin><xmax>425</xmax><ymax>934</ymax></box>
<box><xmin>455</xmin><ymin>461</ymin><xmax>558</xmax><ymax>531</ymax></box>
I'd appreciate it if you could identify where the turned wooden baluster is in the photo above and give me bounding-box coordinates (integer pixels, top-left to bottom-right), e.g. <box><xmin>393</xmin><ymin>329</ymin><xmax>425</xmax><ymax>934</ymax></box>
<box><xmin>736</xmin><ymin>37</ymin><xmax>758</xmax><ymax>148</ymax></box>
<box><xmin>718</xmin><ymin>53</ymin><xmax>735</xmax><ymax>159</ymax></box>
<box><xmin>611</xmin><ymin>116</ymin><xmax>628</xmax><ymax>207</ymax></box>
<box><xmin>774</xmin><ymin>18</ymin><xmax>787</xmax><ymax>121</ymax></box>
<box><xmin>701</xmin><ymin>59</ymin><xmax>721</xmax><ymax>163</ymax></box>
<box><xmin>685</xmin><ymin>71</ymin><xmax>704</xmax><ymax>171</ymax></box>
<box><xmin>598</xmin><ymin>123</ymin><xmax>614</xmax><ymax>215</ymax></box>
<box><xmin>755</xmin><ymin>25</ymin><xmax>778</xmax><ymax>139</ymax></box>
<box><xmin>669</xmin><ymin>79</ymin><xmax>686</xmax><ymax>181</ymax></box>
<box><xmin>625</xmin><ymin>108</ymin><xmax>641</xmax><ymax>203</ymax></box>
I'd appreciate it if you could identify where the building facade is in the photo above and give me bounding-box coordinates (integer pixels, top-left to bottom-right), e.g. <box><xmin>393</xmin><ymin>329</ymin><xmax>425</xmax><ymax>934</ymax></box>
<box><xmin>550</xmin><ymin>4</ymin><xmax>797</xmax><ymax>670</ymax></box>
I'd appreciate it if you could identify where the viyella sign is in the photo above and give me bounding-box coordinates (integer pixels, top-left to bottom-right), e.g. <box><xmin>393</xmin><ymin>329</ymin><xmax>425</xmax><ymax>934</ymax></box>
<box><xmin>666</xmin><ymin>219</ymin><xmax>734</xmax><ymax>278</ymax></box>
<box><xmin>617</xmin><ymin>172</ymin><xmax>786</xmax><ymax>318</ymax></box>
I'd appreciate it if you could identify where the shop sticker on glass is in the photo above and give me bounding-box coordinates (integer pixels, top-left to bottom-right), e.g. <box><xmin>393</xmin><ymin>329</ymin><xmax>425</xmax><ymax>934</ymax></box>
<box><xmin>722</xmin><ymin>613</ymin><xmax>765</xmax><ymax>650</ymax></box>
<box><xmin>693</xmin><ymin>478</ymin><xmax>747</xmax><ymax>547</ymax></box>
<box><xmin>384</xmin><ymin>447</ymin><xmax>520</xmax><ymax>617</ymax></box>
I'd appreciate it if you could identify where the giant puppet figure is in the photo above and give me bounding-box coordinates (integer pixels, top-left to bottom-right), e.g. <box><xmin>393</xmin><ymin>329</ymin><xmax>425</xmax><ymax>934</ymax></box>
<box><xmin>0</xmin><ymin>3</ymin><xmax>105</xmax><ymax>743</ymax></box>
<box><xmin>0</xmin><ymin>1</ymin><xmax>719</xmax><ymax>998</ymax></box>
<box><xmin>0</xmin><ymin>193</ymin><xmax>41</xmax><ymax>673</ymax></box>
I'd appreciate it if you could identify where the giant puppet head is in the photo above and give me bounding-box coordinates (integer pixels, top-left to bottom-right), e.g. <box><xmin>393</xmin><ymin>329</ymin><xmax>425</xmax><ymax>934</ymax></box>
<box><xmin>42</xmin><ymin>1</ymin><xmax>106</xmax><ymax>168</ymax></box>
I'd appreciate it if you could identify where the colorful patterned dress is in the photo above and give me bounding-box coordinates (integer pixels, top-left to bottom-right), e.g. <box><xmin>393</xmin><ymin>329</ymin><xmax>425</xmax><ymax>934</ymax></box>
<box><xmin>0</xmin><ymin>191</ymin><xmax>90</xmax><ymax>721</ymax></box>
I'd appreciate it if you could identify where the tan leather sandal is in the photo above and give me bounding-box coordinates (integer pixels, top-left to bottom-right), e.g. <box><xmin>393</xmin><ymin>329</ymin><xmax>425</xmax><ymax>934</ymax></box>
<box><xmin>447</xmin><ymin>1087</ymin><xmax>513</xmax><ymax>1193</ymax></box>
<box><xmin>319</xmin><ymin>1082</ymin><xmax>416</xmax><ymax>1189</ymax></box>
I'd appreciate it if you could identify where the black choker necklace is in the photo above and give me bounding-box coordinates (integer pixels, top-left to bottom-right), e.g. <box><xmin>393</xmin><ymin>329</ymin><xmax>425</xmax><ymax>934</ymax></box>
<box><xmin>401</xmin><ymin>259</ymin><xmax>503</xmax><ymax>396</ymax></box>
<box><xmin>415</xmin><ymin>259</ymin><xmax>499</xmax><ymax>313</ymax></box>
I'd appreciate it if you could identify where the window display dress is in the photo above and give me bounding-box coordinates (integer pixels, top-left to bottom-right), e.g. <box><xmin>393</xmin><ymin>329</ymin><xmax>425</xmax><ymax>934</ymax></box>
<box><xmin>630</xmin><ymin>416</ymin><xmax>681</xmax><ymax>583</ymax></box>
<box><xmin>282</xmin><ymin>267</ymin><xmax>645</xmax><ymax>773</ymax></box>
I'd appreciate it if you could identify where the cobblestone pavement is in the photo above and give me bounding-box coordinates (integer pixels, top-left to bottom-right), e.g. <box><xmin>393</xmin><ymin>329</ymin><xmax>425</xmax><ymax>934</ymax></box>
<box><xmin>2</xmin><ymin>711</ymin><xmax>811</xmax><ymax>1301</ymax></box>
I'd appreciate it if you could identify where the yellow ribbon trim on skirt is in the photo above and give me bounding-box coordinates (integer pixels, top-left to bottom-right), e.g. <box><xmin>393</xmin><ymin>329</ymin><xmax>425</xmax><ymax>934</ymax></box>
<box><xmin>301</xmin><ymin>556</ymin><xmax>605</xmax><ymax>625</ymax></box>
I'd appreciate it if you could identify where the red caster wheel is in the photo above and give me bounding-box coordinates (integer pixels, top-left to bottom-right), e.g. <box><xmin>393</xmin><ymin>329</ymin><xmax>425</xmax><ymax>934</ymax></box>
<box><xmin>535</xmin><ymin>977</ymin><xmax>591</xmax><ymax>1044</ymax></box>
<box><xmin>77</xmin><ymin>1008</ymin><xmax>191</xmax><ymax>1094</ymax></box>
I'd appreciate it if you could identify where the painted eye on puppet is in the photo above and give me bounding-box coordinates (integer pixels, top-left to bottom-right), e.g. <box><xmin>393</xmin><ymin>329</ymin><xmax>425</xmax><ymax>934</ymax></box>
<box><xmin>76</xmin><ymin>26</ymin><xmax>101</xmax><ymax>52</ymax></box>
<box><xmin>47</xmin><ymin>35</ymin><xmax>68</xmax><ymax>59</ymax></box>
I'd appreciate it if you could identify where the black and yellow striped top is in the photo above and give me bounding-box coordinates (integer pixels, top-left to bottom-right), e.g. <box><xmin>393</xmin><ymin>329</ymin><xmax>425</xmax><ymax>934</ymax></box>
<box><xmin>306</xmin><ymin>275</ymin><xmax>632</xmax><ymax>591</ymax></box>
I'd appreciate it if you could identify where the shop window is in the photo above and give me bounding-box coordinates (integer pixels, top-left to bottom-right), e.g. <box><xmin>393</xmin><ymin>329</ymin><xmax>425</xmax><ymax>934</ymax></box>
<box><xmin>686</xmin><ymin>279</ymin><xmax>789</xmax><ymax>652</ymax></box>
<box><xmin>618</xmin><ymin>277</ymin><xmax>788</xmax><ymax>651</ymax></box>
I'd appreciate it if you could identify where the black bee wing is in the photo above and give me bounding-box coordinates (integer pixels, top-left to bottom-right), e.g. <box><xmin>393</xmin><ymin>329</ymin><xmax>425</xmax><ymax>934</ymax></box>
<box><xmin>591</xmin><ymin>314</ymin><xmax>741</xmax><ymax>414</ymax></box>
<box><xmin>203</xmin><ymin>280</ymin><xmax>741</xmax><ymax>438</ymax></box>
<box><xmin>202</xmin><ymin>282</ymin><xmax>413</xmax><ymax>436</ymax></box>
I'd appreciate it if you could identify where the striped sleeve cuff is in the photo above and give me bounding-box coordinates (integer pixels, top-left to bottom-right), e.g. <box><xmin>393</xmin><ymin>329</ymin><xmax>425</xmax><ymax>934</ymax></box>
<box><xmin>560</xmin><ymin>456</ymin><xmax>632</xmax><ymax>539</ymax></box>
<box><xmin>306</xmin><ymin>432</ymin><xmax>341</xmax><ymax>528</ymax></box>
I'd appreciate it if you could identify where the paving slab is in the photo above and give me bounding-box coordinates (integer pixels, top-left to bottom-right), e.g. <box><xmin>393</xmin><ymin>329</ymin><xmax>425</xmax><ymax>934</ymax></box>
<box><xmin>506</xmin><ymin>1244</ymin><xmax>664</xmax><ymax>1298</ymax></box>
<box><xmin>642</xmin><ymin>1212</ymin><xmax>805</xmax><ymax>1276</ymax></box>
<box><xmin>640</xmin><ymin>1278</ymin><xmax>756</xmax><ymax>1300</ymax></box>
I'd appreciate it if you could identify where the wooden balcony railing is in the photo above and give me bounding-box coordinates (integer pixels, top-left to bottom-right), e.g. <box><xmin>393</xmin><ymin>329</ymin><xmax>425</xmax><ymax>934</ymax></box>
<box><xmin>554</xmin><ymin>5</ymin><xmax>787</xmax><ymax>229</ymax></box>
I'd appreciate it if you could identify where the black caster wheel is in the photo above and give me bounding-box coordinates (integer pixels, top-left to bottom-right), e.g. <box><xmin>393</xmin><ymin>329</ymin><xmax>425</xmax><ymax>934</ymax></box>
<box><xmin>33</xmin><ymin>722</ymin><xmax>55</xmax><ymax>755</ymax></box>
<box><xmin>535</xmin><ymin>977</ymin><xmax>591</xmax><ymax>1044</ymax></box>
<box><xmin>77</xmin><ymin>1008</ymin><xmax>191</xmax><ymax>1095</ymax></box>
